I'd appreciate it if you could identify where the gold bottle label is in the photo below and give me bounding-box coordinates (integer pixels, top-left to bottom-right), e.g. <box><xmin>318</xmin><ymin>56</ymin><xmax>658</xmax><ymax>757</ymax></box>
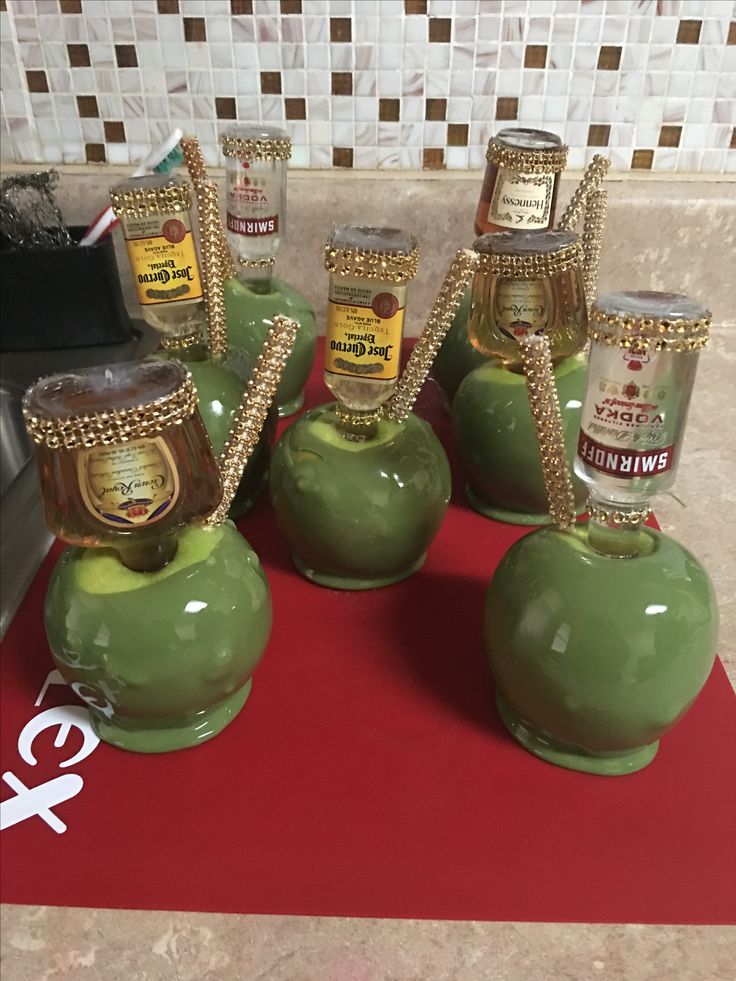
<box><xmin>325</xmin><ymin>280</ymin><xmax>405</xmax><ymax>382</ymax></box>
<box><xmin>488</xmin><ymin>170</ymin><xmax>554</xmax><ymax>229</ymax></box>
<box><xmin>123</xmin><ymin>214</ymin><xmax>203</xmax><ymax>307</ymax></box>
<box><xmin>495</xmin><ymin>279</ymin><xmax>549</xmax><ymax>340</ymax></box>
<box><xmin>78</xmin><ymin>437</ymin><xmax>180</xmax><ymax>528</ymax></box>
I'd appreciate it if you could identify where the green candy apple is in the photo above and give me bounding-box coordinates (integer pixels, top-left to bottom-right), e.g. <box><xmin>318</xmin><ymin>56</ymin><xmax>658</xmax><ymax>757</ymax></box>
<box><xmin>451</xmin><ymin>354</ymin><xmax>588</xmax><ymax>524</ymax></box>
<box><xmin>45</xmin><ymin>523</ymin><xmax>272</xmax><ymax>753</ymax></box>
<box><xmin>270</xmin><ymin>404</ymin><xmax>451</xmax><ymax>589</ymax></box>
<box><xmin>151</xmin><ymin>351</ymin><xmax>274</xmax><ymax>519</ymax></box>
<box><xmin>431</xmin><ymin>289</ymin><xmax>487</xmax><ymax>405</ymax></box>
<box><xmin>485</xmin><ymin>524</ymin><xmax>718</xmax><ymax>775</ymax></box>
<box><xmin>224</xmin><ymin>276</ymin><xmax>317</xmax><ymax>417</ymax></box>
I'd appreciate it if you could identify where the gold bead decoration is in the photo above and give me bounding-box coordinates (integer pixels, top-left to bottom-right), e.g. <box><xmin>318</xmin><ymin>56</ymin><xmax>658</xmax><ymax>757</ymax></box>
<box><xmin>159</xmin><ymin>328</ymin><xmax>204</xmax><ymax>352</ymax></box>
<box><xmin>109</xmin><ymin>180</ymin><xmax>192</xmax><ymax>218</ymax></box>
<box><xmin>196</xmin><ymin>180</ymin><xmax>229</xmax><ymax>360</ymax></box>
<box><xmin>207</xmin><ymin>315</ymin><xmax>299</xmax><ymax>526</ymax></box>
<box><xmin>518</xmin><ymin>335</ymin><xmax>577</xmax><ymax>532</ymax></box>
<box><xmin>587</xmin><ymin>503</ymin><xmax>653</xmax><ymax>527</ymax></box>
<box><xmin>237</xmin><ymin>256</ymin><xmax>276</xmax><ymax>271</ymax></box>
<box><xmin>181</xmin><ymin>134</ymin><xmax>237</xmax><ymax>281</ymax></box>
<box><xmin>334</xmin><ymin>404</ymin><xmax>384</xmax><ymax>442</ymax></box>
<box><xmin>324</xmin><ymin>243</ymin><xmax>420</xmax><ymax>284</ymax></box>
<box><xmin>582</xmin><ymin>188</ymin><xmax>607</xmax><ymax>308</ymax></box>
<box><xmin>221</xmin><ymin>135</ymin><xmax>292</xmax><ymax>162</ymax></box>
<box><xmin>474</xmin><ymin>237</ymin><xmax>582</xmax><ymax>280</ymax></box>
<box><xmin>587</xmin><ymin>306</ymin><xmax>711</xmax><ymax>352</ymax></box>
<box><xmin>387</xmin><ymin>248</ymin><xmax>479</xmax><ymax>424</ymax></box>
<box><xmin>23</xmin><ymin>371</ymin><xmax>198</xmax><ymax>451</ymax></box>
<box><xmin>485</xmin><ymin>139</ymin><xmax>568</xmax><ymax>174</ymax></box>
<box><xmin>557</xmin><ymin>154</ymin><xmax>610</xmax><ymax>232</ymax></box>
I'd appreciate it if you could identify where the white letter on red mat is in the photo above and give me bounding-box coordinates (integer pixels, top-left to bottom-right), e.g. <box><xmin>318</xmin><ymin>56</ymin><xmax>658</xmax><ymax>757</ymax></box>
<box><xmin>17</xmin><ymin>706</ymin><xmax>99</xmax><ymax>770</ymax></box>
<box><xmin>0</xmin><ymin>772</ymin><xmax>83</xmax><ymax>834</ymax></box>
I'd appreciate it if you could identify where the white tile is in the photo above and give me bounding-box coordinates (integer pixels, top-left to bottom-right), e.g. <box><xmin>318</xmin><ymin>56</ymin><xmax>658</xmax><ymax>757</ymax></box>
<box><xmin>445</xmin><ymin>146</ymin><xmax>469</xmax><ymax>170</ymax></box>
<box><xmin>378</xmin><ymin>45</ymin><xmax>402</xmax><ymax>70</ymax></box>
<box><xmin>600</xmin><ymin>17</ymin><xmax>626</xmax><ymax>43</ymax></box>
<box><xmin>353</xmin><ymin>69</ymin><xmax>376</xmax><ymax>95</ymax></box>
<box><xmin>477</xmin><ymin>16</ymin><xmax>501</xmax><ymax>41</ymax></box>
<box><xmin>495</xmin><ymin>68</ymin><xmax>520</xmax><ymax>96</ymax></box>
<box><xmin>233</xmin><ymin>68</ymin><xmax>258</xmax><ymax>94</ymax></box>
<box><xmin>183</xmin><ymin>42</ymin><xmax>209</xmax><ymax>69</ymax></box>
<box><xmin>282</xmin><ymin>69</ymin><xmax>306</xmax><ymax>94</ymax></box>
<box><xmin>354</xmin><ymin>96</ymin><xmax>376</xmax><ymax>121</ymax></box>
<box><xmin>548</xmin><ymin>44</ymin><xmax>572</xmax><ymax>70</ymax></box>
<box><xmin>522</xmin><ymin>70</ymin><xmax>544</xmax><ymax>95</ymax></box>
<box><xmin>377</xmin><ymin>71</ymin><xmax>400</xmax><ymax>97</ymax></box>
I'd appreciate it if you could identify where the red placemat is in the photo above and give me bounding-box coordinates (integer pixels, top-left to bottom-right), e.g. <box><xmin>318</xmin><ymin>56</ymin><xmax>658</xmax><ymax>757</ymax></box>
<box><xmin>2</xmin><ymin>344</ymin><xmax>735</xmax><ymax>924</ymax></box>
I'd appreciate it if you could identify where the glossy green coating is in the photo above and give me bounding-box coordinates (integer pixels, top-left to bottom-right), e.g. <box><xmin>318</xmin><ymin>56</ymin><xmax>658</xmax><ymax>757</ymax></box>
<box><xmin>485</xmin><ymin>524</ymin><xmax>719</xmax><ymax>775</ymax></box>
<box><xmin>44</xmin><ymin>522</ymin><xmax>272</xmax><ymax>753</ymax></box>
<box><xmin>151</xmin><ymin>351</ymin><xmax>273</xmax><ymax>519</ymax></box>
<box><xmin>224</xmin><ymin>276</ymin><xmax>317</xmax><ymax>417</ymax></box>
<box><xmin>431</xmin><ymin>289</ymin><xmax>487</xmax><ymax>405</ymax></box>
<box><xmin>451</xmin><ymin>354</ymin><xmax>588</xmax><ymax>524</ymax></box>
<box><xmin>270</xmin><ymin>403</ymin><xmax>451</xmax><ymax>589</ymax></box>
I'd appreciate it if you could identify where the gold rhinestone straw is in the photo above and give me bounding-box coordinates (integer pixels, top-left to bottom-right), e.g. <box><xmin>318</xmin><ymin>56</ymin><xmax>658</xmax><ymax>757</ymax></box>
<box><xmin>582</xmin><ymin>188</ymin><xmax>607</xmax><ymax>307</ymax></box>
<box><xmin>387</xmin><ymin>249</ymin><xmax>479</xmax><ymax>423</ymax></box>
<box><xmin>197</xmin><ymin>181</ymin><xmax>229</xmax><ymax>360</ymax></box>
<box><xmin>181</xmin><ymin>135</ymin><xmax>236</xmax><ymax>280</ymax></box>
<box><xmin>518</xmin><ymin>335</ymin><xmax>577</xmax><ymax>531</ymax></box>
<box><xmin>557</xmin><ymin>154</ymin><xmax>610</xmax><ymax>232</ymax></box>
<box><xmin>207</xmin><ymin>315</ymin><xmax>299</xmax><ymax>526</ymax></box>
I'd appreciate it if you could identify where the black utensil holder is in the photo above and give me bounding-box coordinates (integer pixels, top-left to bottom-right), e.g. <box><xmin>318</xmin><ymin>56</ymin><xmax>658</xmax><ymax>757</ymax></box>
<box><xmin>1</xmin><ymin>225</ymin><xmax>134</xmax><ymax>352</ymax></box>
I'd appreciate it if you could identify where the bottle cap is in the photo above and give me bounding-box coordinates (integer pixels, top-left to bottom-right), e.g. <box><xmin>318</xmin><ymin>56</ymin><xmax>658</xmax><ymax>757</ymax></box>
<box><xmin>589</xmin><ymin>291</ymin><xmax>711</xmax><ymax>352</ymax></box>
<box><xmin>324</xmin><ymin>225</ymin><xmax>420</xmax><ymax>283</ymax></box>
<box><xmin>23</xmin><ymin>360</ymin><xmax>198</xmax><ymax>450</ymax></box>
<box><xmin>472</xmin><ymin>229</ymin><xmax>582</xmax><ymax>279</ymax></box>
<box><xmin>486</xmin><ymin>128</ymin><xmax>568</xmax><ymax>173</ymax></box>
<box><xmin>222</xmin><ymin>125</ymin><xmax>292</xmax><ymax>161</ymax></box>
<box><xmin>109</xmin><ymin>175</ymin><xmax>193</xmax><ymax>217</ymax></box>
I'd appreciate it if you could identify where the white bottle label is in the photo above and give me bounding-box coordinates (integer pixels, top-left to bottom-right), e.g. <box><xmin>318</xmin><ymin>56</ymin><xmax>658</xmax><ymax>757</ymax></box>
<box><xmin>488</xmin><ymin>170</ymin><xmax>554</xmax><ymax>229</ymax></box>
<box><xmin>577</xmin><ymin>347</ymin><xmax>677</xmax><ymax>479</ymax></box>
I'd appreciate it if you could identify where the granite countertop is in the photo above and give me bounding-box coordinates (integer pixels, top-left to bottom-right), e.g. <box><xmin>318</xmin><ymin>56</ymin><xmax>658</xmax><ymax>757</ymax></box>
<box><xmin>2</xmin><ymin>327</ymin><xmax>733</xmax><ymax>981</ymax></box>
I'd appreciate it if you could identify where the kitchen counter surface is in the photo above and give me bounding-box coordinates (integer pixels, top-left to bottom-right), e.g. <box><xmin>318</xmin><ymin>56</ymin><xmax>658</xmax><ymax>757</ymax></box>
<box><xmin>2</xmin><ymin>326</ymin><xmax>733</xmax><ymax>980</ymax></box>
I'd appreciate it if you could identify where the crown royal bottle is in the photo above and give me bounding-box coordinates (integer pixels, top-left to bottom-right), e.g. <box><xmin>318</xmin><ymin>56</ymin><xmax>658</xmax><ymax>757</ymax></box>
<box><xmin>23</xmin><ymin>360</ymin><xmax>221</xmax><ymax>572</ymax></box>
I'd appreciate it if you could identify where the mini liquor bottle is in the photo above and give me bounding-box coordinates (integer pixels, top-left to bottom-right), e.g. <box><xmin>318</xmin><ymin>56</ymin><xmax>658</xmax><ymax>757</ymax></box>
<box><xmin>23</xmin><ymin>359</ymin><xmax>221</xmax><ymax>572</ymax></box>
<box><xmin>110</xmin><ymin>175</ymin><xmax>271</xmax><ymax>517</ymax></box>
<box><xmin>485</xmin><ymin>291</ymin><xmax>718</xmax><ymax>775</ymax></box>
<box><xmin>24</xmin><ymin>350</ymin><xmax>289</xmax><ymax>753</ymax></box>
<box><xmin>222</xmin><ymin>125</ymin><xmax>317</xmax><ymax>416</ymax></box>
<box><xmin>324</xmin><ymin>224</ymin><xmax>419</xmax><ymax>438</ymax></box>
<box><xmin>223</xmin><ymin>124</ymin><xmax>289</xmax><ymax>290</ymax></box>
<box><xmin>110</xmin><ymin>175</ymin><xmax>205</xmax><ymax>340</ymax></box>
<box><xmin>576</xmin><ymin>290</ymin><xmax>709</xmax><ymax>554</ymax></box>
<box><xmin>467</xmin><ymin>229</ymin><xmax>587</xmax><ymax>370</ymax></box>
<box><xmin>269</xmin><ymin>227</ymin><xmax>455</xmax><ymax>590</ymax></box>
<box><xmin>474</xmin><ymin>128</ymin><xmax>568</xmax><ymax>237</ymax></box>
<box><xmin>451</xmin><ymin>230</ymin><xmax>588</xmax><ymax>523</ymax></box>
<box><xmin>433</xmin><ymin>129</ymin><xmax>569</xmax><ymax>405</ymax></box>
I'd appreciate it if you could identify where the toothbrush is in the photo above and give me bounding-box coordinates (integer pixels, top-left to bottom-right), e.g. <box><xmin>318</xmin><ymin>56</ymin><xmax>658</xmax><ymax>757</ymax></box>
<box><xmin>78</xmin><ymin>129</ymin><xmax>185</xmax><ymax>248</ymax></box>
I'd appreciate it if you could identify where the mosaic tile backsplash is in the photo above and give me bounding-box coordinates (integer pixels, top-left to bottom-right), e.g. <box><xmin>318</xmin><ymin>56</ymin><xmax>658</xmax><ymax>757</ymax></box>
<box><xmin>1</xmin><ymin>0</ymin><xmax>735</xmax><ymax>172</ymax></box>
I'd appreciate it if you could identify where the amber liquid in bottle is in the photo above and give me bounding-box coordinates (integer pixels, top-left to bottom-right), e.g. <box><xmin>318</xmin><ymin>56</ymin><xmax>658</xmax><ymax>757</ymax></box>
<box><xmin>27</xmin><ymin>362</ymin><xmax>222</xmax><ymax>572</ymax></box>
<box><xmin>468</xmin><ymin>266</ymin><xmax>586</xmax><ymax>371</ymax></box>
<box><xmin>474</xmin><ymin>128</ymin><xmax>565</xmax><ymax>237</ymax></box>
